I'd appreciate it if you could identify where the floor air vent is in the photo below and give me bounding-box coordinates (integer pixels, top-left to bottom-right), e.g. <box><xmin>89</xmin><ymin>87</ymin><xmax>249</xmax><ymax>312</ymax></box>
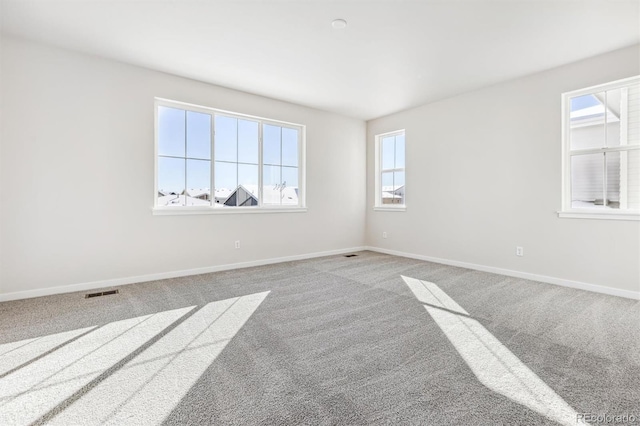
<box><xmin>344</xmin><ymin>254</ymin><xmax>358</xmax><ymax>258</ymax></box>
<box><xmin>85</xmin><ymin>289</ymin><xmax>119</xmax><ymax>299</ymax></box>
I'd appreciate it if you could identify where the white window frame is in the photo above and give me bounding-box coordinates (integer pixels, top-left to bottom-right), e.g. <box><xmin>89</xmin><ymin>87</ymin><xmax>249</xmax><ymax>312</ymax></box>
<box><xmin>153</xmin><ymin>98</ymin><xmax>306</xmax><ymax>215</ymax></box>
<box><xmin>559</xmin><ymin>76</ymin><xmax>640</xmax><ymax>221</ymax></box>
<box><xmin>374</xmin><ymin>129</ymin><xmax>406</xmax><ymax>211</ymax></box>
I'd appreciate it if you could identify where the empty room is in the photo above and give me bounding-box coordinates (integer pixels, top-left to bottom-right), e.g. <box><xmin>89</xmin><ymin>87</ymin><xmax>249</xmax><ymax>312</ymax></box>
<box><xmin>0</xmin><ymin>1</ymin><xmax>639</xmax><ymax>425</ymax></box>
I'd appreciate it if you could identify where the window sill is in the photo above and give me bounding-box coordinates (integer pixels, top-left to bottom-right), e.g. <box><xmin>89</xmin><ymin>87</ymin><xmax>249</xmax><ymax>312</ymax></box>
<box><xmin>557</xmin><ymin>210</ymin><xmax>640</xmax><ymax>221</ymax></box>
<box><xmin>373</xmin><ymin>206</ymin><xmax>406</xmax><ymax>212</ymax></box>
<box><xmin>153</xmin><ymin>206</ymin><xmax>307</xmax><ymax>215</ymax></box>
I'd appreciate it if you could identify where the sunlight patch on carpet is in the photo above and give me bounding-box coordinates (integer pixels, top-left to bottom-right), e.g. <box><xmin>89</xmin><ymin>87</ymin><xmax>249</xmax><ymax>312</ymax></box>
<box><xmin>0</xmin><ymin>291</ymin><xmax>269</xmax><ymax>425</ymax></box>
<box><xmin>401</xmin><ymin>275</ymin><xmax>586</xmax><ymax>426</ymax></box>
<box><xmin>49</xmin><ymin>291</ymin><xmax>269</xmax><ymax>425</ymax></box>
<box><xmin>0</xmin><ymin>326</ymin><xmax>97</xmax><ymax>376</ymax></box>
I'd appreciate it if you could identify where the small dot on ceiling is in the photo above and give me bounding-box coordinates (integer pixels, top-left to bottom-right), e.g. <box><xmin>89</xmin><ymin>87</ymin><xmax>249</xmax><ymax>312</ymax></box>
<box><xmin>331</xmin><ymin>19</ymin><xmax>347</xmax><ymax>29</ymax></box>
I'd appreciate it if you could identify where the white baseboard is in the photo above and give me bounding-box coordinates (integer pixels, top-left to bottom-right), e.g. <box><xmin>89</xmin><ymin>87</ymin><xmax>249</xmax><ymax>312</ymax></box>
<box><xmin>3</xmin><ymin>245</ymin><xmax>637</xmax><ymax>302</ymax></box>
<box><xmin>0</xmin><ymin>247</ymin><xmax>366</xmax><ymax>302</ymax></box>
<box><xmin>365</xmin><ymin>246</ymin><xmax>640</xmax><ymax>300</ymax></box>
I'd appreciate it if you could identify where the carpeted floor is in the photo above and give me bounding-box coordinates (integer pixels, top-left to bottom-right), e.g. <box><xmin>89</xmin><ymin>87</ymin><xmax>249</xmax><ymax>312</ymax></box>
<box><xmin>0</xmin><ymin>251</ymin><xmax>638</xmax><ymax>425</ymax></box>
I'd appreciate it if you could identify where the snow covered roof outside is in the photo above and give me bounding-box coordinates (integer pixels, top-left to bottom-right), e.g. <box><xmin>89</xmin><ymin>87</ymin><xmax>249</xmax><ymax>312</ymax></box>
<box><xmin>157</xmin><ymin>194</ymin><xmax>210</xmax><ymax>206</ymax></box>
<box><xmin>158</xmin><ymin>185</ymin><xmax>299</xmax><ymax>206</ymax></box>
<box><xmin>214</xmin><ymin>188</ymin><xmax>232</xmax><ymax>201</ymax></box>
<box><xmin>241</xmin><ymin>185</ymin><xmax>298</xmax><ymax>205</ymax></box>
<box><xmin>382</xmin><ymin>191</ymin><xmax>402</xmax><ymax>199</ymax></box>
<box><xmin>185</xmin><ymin>188</ymin><xmax>210</xmax><ymax>198</ymax></box>
<box><xmin>216</xmin><ymin>185</ymin><xmax>298</xmax><ymax>206</ymax></box>
<box><xmin>382</xmin><ymin>185</ymin><xmax>405</xmax><ymax>192</ymax></box>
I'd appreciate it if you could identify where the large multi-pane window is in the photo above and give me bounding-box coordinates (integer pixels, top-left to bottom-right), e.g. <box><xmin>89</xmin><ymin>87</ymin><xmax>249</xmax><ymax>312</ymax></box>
<box><xmin>155</xmin><ymin>99</ymin><xmax>304</xmax><ymax>212</ymax></box>
<box><xmin>561</xmin><ymin>76</ymin><xmax>639</xmax><ymax>220</ymax></box>
<box><xmin>375</xmin><ymin>130</ymin><xmax>405</xmax><ymax>209</ymax></box>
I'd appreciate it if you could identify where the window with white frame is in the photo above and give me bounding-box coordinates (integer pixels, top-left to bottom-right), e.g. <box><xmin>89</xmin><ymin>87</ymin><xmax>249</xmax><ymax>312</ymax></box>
<box><xmin>560</xmin><ymin>76</ymin><xmax>640</xmax><ymax>220</ymax></box>
<box><xmin>375</xmin><ymin>130</ymin><xmax>405</xmax><ymax>208</ymax></box>
<box><xmin>155</xmin><ymin>99</ymin><xmax>304</xmax><ymax>212</ymax></box>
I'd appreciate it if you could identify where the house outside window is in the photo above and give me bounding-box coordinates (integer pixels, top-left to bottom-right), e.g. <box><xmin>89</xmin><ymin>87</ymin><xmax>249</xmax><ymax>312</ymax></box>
<box><xmin>375</xmin><ymin>130</ymin><xmax>406</xmax><ymax>210</ymax></box>
<box><xmin>560</xmin><ymin>76</ymin><xmax>640</xmax><ymax>220</ymax></box>
<box><xmin>154</xmin><ymin>99</ymin><xmax>305</xmax><ymax>214</ymax></box>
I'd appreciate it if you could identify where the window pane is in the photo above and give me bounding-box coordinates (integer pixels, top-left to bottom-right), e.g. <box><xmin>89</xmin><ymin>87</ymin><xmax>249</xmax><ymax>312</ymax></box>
<box><xmin>381</xmin><ymin>136</ymin><xmax>395</xmax><ymax>170</ymax></box>
<box><xmin>605</xmin><ymin>89</ymin><xmax>622</xmax><ymax>148</ymax></box>
<box><xmin>185</xmin><ymin>159</ymin><xmax>211</xmax><ymax>206</ymax></box>
<box><xmin>381</xmin><ymin>171</ymin><xmax>393</xmax><ymax>187</ymax></box>
<box><xmin>238</xmin><ymin>119</ymin><xmax>259</xmax><ymax>164</ymax></box>
<box><xmin>281</xmin><ymin>167</ymin><xmax>299</xmax><ymax>205</ymax></box>
<box><xmin>626</xmin><ymin>83</ymin><xmax>640</xmax><ymax>146</ymax></box>
<box><xmin>186</xmin><ymin>111</ymin><xmax>211</xmax><ymax>160</ymax></box>
<box><xmin>282</xmin><ymin>128</ymin><xmax>298</xmax><ymax>167</ymax></box>
<box><xmin>263</xmin><ymin>124</ymin><xmax>281</xmax><ymax>165</ymax></box>
<box><xmin>158</xmin><ymin>106</ymin><xmax>185</xmax><ymax>157</ymax></box>
<box><xmin>237</xmin><ymin>164</ymin><xmax>259</xmax><ymax>206</ymax></box>
<box><xmin>571</xmin><ymin>153</ymin><xmax>604</xmax><ymax>209</ymax></box>
<box><xmin>381</xmin><ymin>171</ymin><xmax>396</xmax><ymax>205</ymax></box>
<box><xmin>215</xmin><ymin>115</ymin><xmax>237</xmax><ymax>162</ymax></box>
<box><xmin>395</xmin><ymin>134</ymin><xmax>405</xmax><ymax>169</ymax></box>
<box><xmin>263</xmin><ymin>165</ymin><xmax>282</xmax><ymax>205</ymax></box>
<box><xmin>282</xmin><ymin>166</ymin><xmax>298</xmax><ymax>188</ymax></box>
<box><xmin>617</xmin><ymin>150</ymin><xmax>640</xmax><ymax>210</ymax></box>
<box><xmin>569</xmin><ymin>93</ymin><xmax>605</xmax><ymax>150</ymax></box>
<box><xmin>214</xmin><ymin>161</ymin><xmax>237</xmax><ymax>198</ymax></box>
<box><xmin>263</xmin><ymin>164</ymin><xmax>281</xmax><ymax>187</ymax></box>
<box><xmin>394</xmin><ymin>171</ymin><xmax>405</xmax><ymax>205</ymax></box>
<box><xmin>605</xmin><ymin>151</ymin><xmax>621</xmax><ymax>208</ymax></box>
<box><xmin>602</xmin><ymin>151</ymin><xmax>640</xmax><ymax>210</ymax></box>
<box><xmin>158</xmin><ymin>156</ymin><xmax>185</xmax><ymax>206</ymax></box>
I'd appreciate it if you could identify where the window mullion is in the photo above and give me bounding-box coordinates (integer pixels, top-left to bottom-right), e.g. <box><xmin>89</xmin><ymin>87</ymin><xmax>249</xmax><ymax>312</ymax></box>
<box><xmin>235</xmin><ymin>119</ymin><xmax>239</xmax><ymax>206</ymax></box>
<box><xmin>298</xmin><ymin>130</ymin><xmax>302</xmax><ymax>207</ymax></box>
<box><xmin>393</xmin><ymin>136</ymin><xmax>396</xmax><ymax>170</ymax></box>
<box><xmin>392</xmin><ymin>136</ymin><xmax>396</xmax><ymax>204</ymax></box>
<box><xmin>379</xmin><ymin>139</ymin><xmax>383</xmax><ymax>206</ymax></box>
<box><xmin>258</xmin><ymin>122</ymin><xmax>263</xmax><ymax>207</ymax></box>
<box><xmin>211</xmin><ymin>114</ymin><xmax>215</xmax><ymax>206</ymax></box>
<box><xmin>604</xmin><ymin>90</ymin><xmax>608</xmax><ymax>148</ymax></box>
<box><xmin>381</xmin><ymin>167</ymin><xmax>405</xmax><ymax>173</ymax></box>
<box><xmin>279</xmin><ymin>128</ymin><xmax>283</xmax><ymax>206</ymax></box>
<box><xmin>184</xmin><ymin>111</ymin><xmax>188</xmax><ymax>206</ymax></box>
<box><xmin>570</xmin><ymin>145</ymin><xmax>639</xmax><ymax>156</ymax></box>
<box><xmin>603</xmin><ymin>152</ymin><xmax>608</xmax><ymax>208</ymax></box>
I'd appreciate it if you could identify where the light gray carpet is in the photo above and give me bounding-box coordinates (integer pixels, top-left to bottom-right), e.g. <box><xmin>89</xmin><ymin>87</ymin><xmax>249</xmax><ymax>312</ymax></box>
<box><xmin>0</xmin><ymin>251</ymin><xmax>638</xmax><ymax>425</ymax></box>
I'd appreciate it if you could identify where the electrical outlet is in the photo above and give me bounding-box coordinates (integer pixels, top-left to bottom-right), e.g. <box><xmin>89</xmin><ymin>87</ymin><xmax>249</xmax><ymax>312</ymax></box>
<box><xmin>516</xmin><ymin>246</ymin><xmax>523</xmax><ymax>257</ymax></box>
<box><xmin>235</xmin><ymin>240</ymin><xmax>240</xmax><ymax>249</ymax></box>
<box><xmin>382</xmin><ymin>232</ymin><xmax>387</xmax><ymax>239</ymax></box>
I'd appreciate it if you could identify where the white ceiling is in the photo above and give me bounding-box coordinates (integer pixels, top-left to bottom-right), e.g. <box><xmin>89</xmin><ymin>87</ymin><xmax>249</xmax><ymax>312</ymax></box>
<box><xmin>1</xmin><ymin>1</ymin><xmax>639</xmax><ymax>120</ymax></box>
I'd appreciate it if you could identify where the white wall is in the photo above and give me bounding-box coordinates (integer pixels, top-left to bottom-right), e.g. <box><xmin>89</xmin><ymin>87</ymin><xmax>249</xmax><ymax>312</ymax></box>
<box><xmin>0</xmin><ymin>37</ymin><xmax>366</xmax><ymax>297</ymax></box>
<box><xmin>366</xmin><ymin>45</ymin><xmax>640</xmax><ymax>295</ymax></box>
<box><xmin>2</xmin><ymin>36</ymin><xmax>638</xmax><ymax>300</ymax></box>
<box><xmin>0</xmin><ymin>34</ymin><xmax>4</xmax><ymax>298</ymax></box>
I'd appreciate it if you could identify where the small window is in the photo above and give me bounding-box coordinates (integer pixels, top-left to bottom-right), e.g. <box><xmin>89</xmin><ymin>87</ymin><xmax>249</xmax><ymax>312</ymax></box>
<box><xmin>375</xmin><ymin>130</ymin><xmax>405</xmax><ymax>209</ymax></box>
<box><xmin>155</xmin><ymin>99</ymin><xmax>305</xmax><ymax>213</ymax></box>
<box><xmin>560</xmin><ymin>76</ymin><xmax>640</xmax><ymax>220</ymax></box>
